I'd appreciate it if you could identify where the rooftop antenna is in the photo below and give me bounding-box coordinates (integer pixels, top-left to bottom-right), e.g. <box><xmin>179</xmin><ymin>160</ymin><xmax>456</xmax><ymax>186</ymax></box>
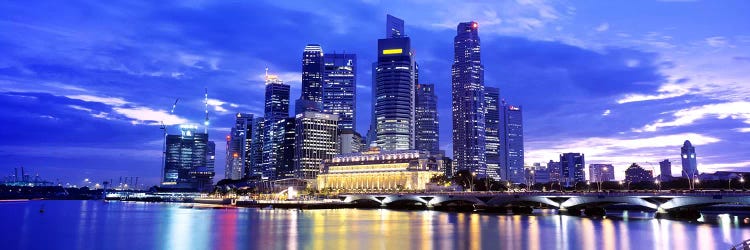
<box><xmin>204</xmin><ymin>88</ymin><xmax>209</xmax><ymax>134</ymax></box>
<box><xmin>160</xmin><ymin>98</ymin><xmax>180</xmax><ymax>185</ymax></box>
<box><xmin>265</xmin><ymin>67</ymin><xmax>269</xmax><ymax>80</ymax></box>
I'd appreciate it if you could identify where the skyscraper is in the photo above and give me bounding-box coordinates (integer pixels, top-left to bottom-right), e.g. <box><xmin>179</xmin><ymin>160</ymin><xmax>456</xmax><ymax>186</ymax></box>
<box><xmin>295</xmin><ymin>111</ymin><xmax>339</xmax><ymax>180</ymax></box>
<box><xmin>415</xmin><ymin>83</ymin><xmax>440</xmax><ymax>155</ymax></box>
<box><xmin>322</xmin><ymin>53</ymin><xmax>357</xmax><ymax>131</ymax></box>
<box><xmin>681</xmin><ymin>140</ymin><xmax>698</xmax><ymax>178</ymax></box>
<box><xmin>248</xmin><ymin>117</ymin><xmax>265</xmax><ymax>179</ymax></box>
<box><xmin>451</xmin><ymin>21</ymin><xmax>487</xmax><ymax>178</ymax></box>
<box><xmin>589</xmin><ymin>164</ymin><xmax>615</xmax><ymax>182</ymax></box>
<box><xmin>500</xmin><ymin>102</ymin><xmax>524</xmax><ymax>183</ymax></box>
<box><xmin>275</xmin><ymin>118</ymin><xmax>296</xmax><ymax>180</ymax></box>
<box><xmin>548</xmin><ymin>160</ymin><xmax>562</xmax><ymax>183</ymax></box>
<box><xmin>484</xmin><ymin>87</ymin><xmax>500</xmax><ymax>180</ymax></box>
<box><xmin>225</xmin><ymin>113</ymin><xmax>253</xmax><ymax>180</ymax></box>
<box><xmin>625</xmin><ymin>163</ymin><xmax>654</xmax><ymax>183</ymax></box>
<box><xmin>163</xmin><ymin>124</ymin><xmax>214</xmax><ymax>191</ymax></box>
<box><xmin>374</xmin><ymin>15</ymin><xmax>416</xmax><ymax>151</ymax></box>
<box><xmin>339</xmin><ymin>129</ymin><xmax>365</xmax><ymax>154</ymax></box>
<box><xmin>560</xmin><ymin>153</ymin><xmax>585</xmax><ymax>186</ymax></box>
<box><xmin>296</xmin><ymin>44</ymin><xmax>324</xmax><ymax>114</ymax></box>
<box><xmin>659</xmin><ymin>159</ymin><xmax>672</xmax><ymax>181</ymax></box>
<box><xmin>262</xmin><ymin>72</ymin><xmax>290</xmax><ymax>180</ymax></box>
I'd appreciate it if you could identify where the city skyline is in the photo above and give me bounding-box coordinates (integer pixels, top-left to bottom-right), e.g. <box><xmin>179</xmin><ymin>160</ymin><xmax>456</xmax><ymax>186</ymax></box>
<box><xmin>1</xmin><ymin>1</ymin><xmax>749</xmax><ymax>185</ymax></box>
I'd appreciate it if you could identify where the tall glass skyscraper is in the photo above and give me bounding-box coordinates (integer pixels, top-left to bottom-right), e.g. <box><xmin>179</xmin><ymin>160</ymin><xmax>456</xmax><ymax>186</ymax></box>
<box><xmin>451</xmin><ymin>21</ymin><xmax>486</xmax><ymax>177</ymax></box>
<box><xmin>681</xmin><ymin>140</ymin><xmax>698</xmax><ymax>178</ymax></box>
<box><xmin>225</xmin><ymin>113</ymin><xmax>253</xmax><ymax>180</ymax></box>
<box><xmin>374</xmin><ymin>15</ymin><xmax>416</xmax><ymax>151</ymax></box>
<box><xmin>560</xmin><ymin>153</ymin><xmax>585</xmax><ymax>186</ymax></box>
<box><xmin>295</xmin><ymin>111</ymin><xmax>339</xmax><ymax>180</ymax></box>
<box><xmin>484</xmin><ymin>87</ymin><xmax>500</xmax><ymax>181</ymax></box>
<box><xmin>248</xmin><ymin>117</ymin><xmax>265</xmax><ymax>179</ymax></box>
<box><xmin>415</xmin><ymin>83</ymin><xmax>439</xmax><ymax>155</ymax></box>
<box><xmin>262</xmin><ymin>73</ymin><xmax>290</xmax><ymax>180</ymax></box>
<box><xmin>500</xmin><ymin>101</ymin><xmax>524</xmax><ymax>183</ymax></box>
<box><xmin>322</xmin><ymin>53</ymin><xmax>357</xmax><ymax>131</ymax></box>
<box><xmin>163</xmin><ymin>124</ymin><xmax>214</xmax><ymax>191</ymax></box>
<box><xmin>296</xmin><ymin>44</ymin><xmax>324</xmax><ymax>114</ymax></box>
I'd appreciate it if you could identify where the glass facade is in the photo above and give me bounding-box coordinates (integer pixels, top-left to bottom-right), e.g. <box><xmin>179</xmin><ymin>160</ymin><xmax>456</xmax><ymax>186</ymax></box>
<box><xmin>225</xmin><ymin>113</ymin><xmax>253</xmax><ymax>180</ymax></box>
<box><xmin>322</xmin><ymin>53</ymin><xmax>357</xmax><ymax>131</ymax></box>
<box><xmin>560</xmin><ymin>153</ymin><xmax>585</xmax><ymax>186</ymax></box>
<box><xmin>297</xmin><ymin>44</ymin><xmax>324</xmax><ymax>114</ymax></box>
<box><xmin>262</xmin><ymin>74</ymin><xmax>290</xmax><ymax>180</ymax></box>
<box><xmin>589</xmin><ymin>164</ymin><xmax>615</xmax><ymax>182</ymax></box>
<box><xmin>484</xmin><ymin>87</ymin><xmax>500</xmax><ymax>181</ymax></box>
<box><xmin>163</xmin><ymin>125</ymin><xmax>214</xmax><ymax>191</ymax></box>
<box><xmin>500</xmin><ymin>102</ymin><xmax>524</xmax><ymax>183</ymax></box>
<box><xmin>415</xmin><ymin>84</ymin><xmax>440</xmax><ymax>156</ymax></box>
<box><xmin>295</xmin><ymin>111</ymin><xmax>339</xmax><ymax>180</ymax></box>
<box><xmin>681</xmin><ymin>140</ymin><xmax>698</xmax><ymax>178</ymax></box>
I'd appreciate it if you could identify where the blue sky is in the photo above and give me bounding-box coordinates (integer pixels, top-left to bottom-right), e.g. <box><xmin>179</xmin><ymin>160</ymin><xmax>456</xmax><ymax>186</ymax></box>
<box><xmin>1</xmin><ymin>0</ymin><xmax>749</xmax><ymax>185</ymax></box>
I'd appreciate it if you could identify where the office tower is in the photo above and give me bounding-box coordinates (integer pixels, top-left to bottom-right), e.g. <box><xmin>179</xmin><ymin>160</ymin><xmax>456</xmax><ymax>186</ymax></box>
<box><xmin>276</xmin><ymin>118</ymin><xmax>297</xmax><ymax>179</ymax></box>
<box><xmin>374</xmin><ymin>15</ymin><xmax>416</xmax><ymax>151</ymax></box>
<box><xmin>247</xmin><ymin>117</ymin><xmax>265</xmax><ymax>179</ymax></box>
<box><xmin>548</xmin><ymin>160</ymin><xmax>562</xmax><ymax>183</ymax></box>
<box><xmin>225</xmin><ymin>113</ymin><xmax>253</xmax><ymax>180</ymax></box>
<box><xmin>415</xmin><ymin>83</ymin><xmax>440</xmax><ymax>155</ymax></box>
<box><xmin>484</xmin><ymin>87</ymin><xmax>500</xmax><ymax>180</ymax></box>
<box><xmin>163</xmin><ymin>125</ymin><xmax>214</xmax><ymax>191</ymax></box>
<box><xmin>386</xmin><ymin>14</ymin><xmax>404</xmax><ymax>38</ymax></box>
<box><xmin>295</xmin><ymin>111</ymin><xmax>339</xmax><ymax>179</ymax></box>
<box><xmin>322</xmin><ymin>53</ymin><xmax>357</xmax><ymax>130</ymax></box>
<box><xmin>659</xmin><ymin>159</ymin><xmax>672</xmax><ymax>181</ymax></box>
<box><xmin>296</xmin><ymin>44</ymin><xmax>324</xmax><ymax>114</ymax></box>
<box><xmin>560</xmin><ymin>153</ymin><xmax>585</xmax><ymax>186</ymax></box>
<box><xmin>625</xmin><ymin>163</ymin><xmax>654</xmax><ymax>183</ymax></box>
<box><xmin>339</xmin><ymin>129</ymin><xmax>365</xmax><ymax>154</ymax></box>
<box><xmin>262</xmin><ymin>72</ymin><xmax>290</xmax><ymax>180</ymax></box>
<box><xmin>681</xmin><ymin>140</ymin><xmax>699</xmax><ymax>178</ymax></box>
<box><xmin>452</xmin><ymin>21</ymin><xmax>487</xmax><ymax>178</ymax></box>
<box><xmin>589</xmin><ymin>164</ymin><xmax>615</xmax><ymax>182</ymax></box>
<box><xmin>194</xmin><ymin>140</ymin><xmax>216</xmax><ymax>190</ymax></box>
<box><xmin>500</xmin><ymin>102</ymin><xmax>524</xmax><ymax>183</ymax></box>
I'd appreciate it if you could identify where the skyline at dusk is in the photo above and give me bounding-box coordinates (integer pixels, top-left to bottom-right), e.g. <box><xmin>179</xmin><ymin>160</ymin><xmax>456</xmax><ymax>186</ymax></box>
<box><xmin>1</xmin><ymin>0</ymin><xmax>750</xmax><ymax>185</ymax></box>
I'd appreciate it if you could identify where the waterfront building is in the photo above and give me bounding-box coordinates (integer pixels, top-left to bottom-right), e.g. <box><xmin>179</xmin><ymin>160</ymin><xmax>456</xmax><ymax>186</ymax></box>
<box><xmin>322</xmin><ymin>53</ymin><xmax>357</xmax><ymax>131</ymax></box>
<box><xmin>339</xmin><ymin>129</ymin><xmax>365</xmax><ymax>154</ymax></box>
<box><xmin>484</xmin><ymin>87</ymin><xmax>500</xmax><ymax>181</ymax></box>
<box><xmin>681</xmin><ymin>140</ymin><xmax>699</xmax><ymax>179</ymax></box>
<box><xmin>548</xmin><ymin>160</ymin><xmax>562</xmax><ymax>183</ymax></box>
<box><xmin>560</xmin><ymin>153</ymin><xmax>585</xmax><ymax>186</ymax></box>
<box><xmin>247</xmin><ymin>117</ymin><xmax>265</xmax><ymax>179</ymax></box>
<box><xmin>625</xmin><ymin>163</ymin><xmax>653</xmax><ymax>183</ymax></box>
<box><xmin>295</xmin><ymin>111</ymin><xmax>339</xmax><ymax>180</ymax></box>
<box><xmin>589</xmin><ymin>164</ymin><xmax>615</xmax><ymax>182</ymax></box>
<box><xmin>500</xmin><ymin>102</ymin><xmax>524</xmax><ymax>183</ymax></box>
<box><xmin>442</xmin><ymin>155</ymin><xmax>454</xmax><ymax>178</ymax></box>
<box><xmin>659</xmin><ymin>159</ymin><xmax>673</xmax><ymax>181</ymax></box>
<box><xmin>533</xmin><ymin>166</ymin><xmax>551</xmax><ymax>184</ymax></box>
<box><xmin>262</xmin><ymin>72</ymin><xmax>290</xmax><ymax>180</ymax></box>
<box><xmin>163</xmin><ymin>124</ymin><xmax>215</xmax><ymax>191</ymax></box>
<box><xmin>225</xmin><ymin>113</ymin><xmax>253</xmax><ymax>180</ymax></box>
<box><xmin>374</xmin><ymin>15</ymin><xmax>416</xmax><ymax>151</ymax></box>
<box><xmin>275</xmin><ymin>118</ymin><xmax>296</xmax><ymax>180</ymax></box>
<box><xmin>452</xmin><ymin>21</ymin><xmax>487</xmax><ymax>178</ymax></box>
<box><xmin>316</xmin><ymin>148</ymin><xmax>441</xmax><ymax>192</ymax></box>
<box><xmin>296</xmin><ymin>44</ymin><xmax>324</xmax><ymax>114</ymax></box>
<box><xmin>415</xmin><ymin>83</ymin><xmax>440</xmax><ymax>155</ymax></box>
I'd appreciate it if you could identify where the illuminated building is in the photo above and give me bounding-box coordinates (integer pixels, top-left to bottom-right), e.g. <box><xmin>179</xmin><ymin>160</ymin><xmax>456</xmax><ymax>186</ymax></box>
<box><xmin>548</xmin><ymin>160</ymin><xmax>562</xmax><ymax>183</ymax></box>
<box><xmin>415</xmin><ymin>83</ymin><xmax>440</xmax><ymax>155</ymax></box>
<box><xmin>589</xmin><ymin>164</ymin><xmax>615</xmax><ymax>182</ymax></box>
<box><xmin>316</xmin><ymin>149</ymin><xmax>442</xmax><ymax>191</ymax></box>
<box><xmin>322</xmin><ymin>53</ymin><xmax>357</xmax><ymax>131</ymax></box>
<box><xmin>560</xmin><ymin>153</ymin><xmax>585</xmax><ymax>186</ymax></box>
<box><xmin>374</xmin><ymin>14</ymin><xmax>416</xmax><ymax>151</ymax></box>
<box><xmin>681</xmin><ymin>140</ymin><xmax>699</xmax><ymax>178</ymax></box>
<box><xmin>484</xmin><ymin>87</ymin><xmax>500</xmax><ymax>181</ymax></box>
<box><xmin>339</xmin><ymin>129</ymin><xmax>365</xmax><ymax>154</ymax></box>
<box><xmin>659</xmin><ymin>159</ymin><xmax>673</xmax><ymax>181</ymax></box>
<box><xmin>248</xmin><ymin>117</ymin><xmax>265</xmax><ymax>179</ymax></box>
<box><xmin>275</xmin><ymin>118</ymin><xmax>296</xmax><ymax>179</ymax></box>
<box><xmin>296</xmin><ymin>44</ymin><xmax>324</xmax><ymax>114</ymax></box>
<box><xmin>262</xmin><ymin>72</ymin><xmax>290</xmax><ymax>180</ymax></box>
<box><xmin>225</xmin><ymin>113</ymin><xmax>253</xmax><ymax>180</ymax></box>
<box><xmin>163</xmin><ymin>124</ymin><xmax>215</xmax><ymax>191</ymax></box>
<box><xmin>452</xmin><ymin>21</ymin><xmax>487</xmax><ymax>178</ymax></box>
<box><xmin>625</xmin><ymin>163</ymin><xmax>653</xmax><ymax>183</ymax></box>
<box><xmin>500</xmin><ymin>101</ymin><xmax>524</xmax><ymax>183</ymax></box>
<box><xmin>295</xmin><ymin>111</ymin><xmax>339</xmax><ymax>180</ymax></box>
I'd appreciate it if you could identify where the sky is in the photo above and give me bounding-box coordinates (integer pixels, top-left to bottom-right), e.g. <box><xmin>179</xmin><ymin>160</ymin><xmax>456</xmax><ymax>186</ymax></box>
<box><xmin>1</xmin><ymin>0</ymin><xmax>749</xmax><ymax>186</ymax></box>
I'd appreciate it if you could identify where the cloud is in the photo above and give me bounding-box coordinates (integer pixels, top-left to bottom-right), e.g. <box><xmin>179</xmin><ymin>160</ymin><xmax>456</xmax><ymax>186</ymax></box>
<box><xmin>112</xmin><ymin>106</ymin><xmax>189</xmax><ymax>126</ymax></box>
<box><xmin>65</xmin><ymin>94</ymin><xmax>129</xmax><ymax>106</ymax></box>
<box><xmin>705</xmin><ymin>36</ymin><xmax>729</xmax><ymax>47</ymax></box>
<box><xmin>616</xmin><ymin>83</ymin><xmax>690</xmax><ymax>104</ymax></box>
<box><xmin>634</xmin><ymin>101</ymin><xmax>750</xmax><ymax>132</ymax></box>
<box><xmin>602</xmin><ymin>109</ymin><xmax>611</xmax><ymax>116</ymax></box>
<box><xmin>595</xmin><ymin>22</ymin><xmax>609</xmax><ymax>32</ymax></box>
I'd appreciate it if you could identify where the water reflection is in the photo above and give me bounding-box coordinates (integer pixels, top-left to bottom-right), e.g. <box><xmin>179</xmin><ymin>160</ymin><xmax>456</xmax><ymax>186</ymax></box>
<box><xmin>3</xmin><ymin>201</ymin><xmax>750</xmax><ymax>250</ymax></box>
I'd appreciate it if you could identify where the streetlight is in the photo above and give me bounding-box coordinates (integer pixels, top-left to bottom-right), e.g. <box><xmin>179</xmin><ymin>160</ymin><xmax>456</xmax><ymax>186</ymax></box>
<box><xmin>694</xmin><ymin>178</ymin><xmax>700</xmax><ymax>191</ymax></box>
<box><xmin>586</xmin><ymin>181</ymin><xmax>591</xmax><ymax>192</ymax></box>
<box><xmin>654</xmin><ymin>179</ymin><xmax>661</xmax><ymax>192</ymax></box>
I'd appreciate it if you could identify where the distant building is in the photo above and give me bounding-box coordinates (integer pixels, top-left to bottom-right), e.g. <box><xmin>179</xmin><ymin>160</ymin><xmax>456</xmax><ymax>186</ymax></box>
<box><xmin>225</xmin><ymin>113</ymin><xmax>253</xmax><ymax>180</ymax></box>
<box><xmin>415</xmin><ymin>83</ymin><xmax>440</xmax><ymax>155</ymax></box>
<box><xmin>560</xmin><ymin>153</ymin><xmax>585</xmax><ymax>186</ymax></box>
<box><xmin>339</xmin><ymin>129</ymin><xmax>365</xmax><ymax>154</ymax></box>
<box><xmin>274</xmin><ymin>118</ymin><xmax>297</xmax><ymax>180</ymax></box>
<box><xmin>262</xmin><ymin>73</ymin><xmax>290</xmax><ymax>180</ymax></box>
<box><xmin>533</xmin><ymin>166</ymin><xmax>551</xmax><ymax>184</ymax></box>
<box><xmin>548</xmin><ymin>160</ymin><xmax>562</xmax><ymax>183</ymax></box>
<box><xmin>589</xmin><ymin>164</ymin><xmax>615</xmax><ymax>182</ymax></box>
<box><xmin>442</xmin><ymin>155</ymin><xmax>454</xmax><ymax>178</ymax></box>
<box><xmin>625</xmin><ymin>163</ymin><xmax>653</xmax><ymax>183</ymax></box>
<box><xmin>681</xmin><ymin>140</ymin><xmax>699</xmax><ymax>179</ymax></box>
<box><xmin>296</xmin><ymin>44</ymin><xmax>325</xmax><ymax>114</ymax></box>
<box><xmin>316</xmin><ymin>149</ymin><xmax>441</xmax><ymax>191</ymax></box>
<box><xmin>500</xmin><ymin>102</ymin><xmax>524</xmax><ymax>183</ymax></box>
<box><xmin>163</xmin><ymin>125</ymin><xmax>215</xmax><ymax>191</ymax></box>
<box><xmin>484</xmin><ymin>87</ymin><xmax>500</xmax><ymax>181</ymax></box>
<box><xmin>295</xmin><ymin>111</ymin><xmax>339</xmax><ymax>180</ymax></box>
<box><xmin>247</xmin><ymin>117</ymin><xmax>265</xmax><ymax>179</ymax></box>
<box><xmin>322</xmin><ymin>53</ymin><xmax>357</xmax><ymax>131</ymax></box>
<box><xmin>659</xmin><ymin>159</ymin><xmax>673</xmax><ymax>181</ymax></box>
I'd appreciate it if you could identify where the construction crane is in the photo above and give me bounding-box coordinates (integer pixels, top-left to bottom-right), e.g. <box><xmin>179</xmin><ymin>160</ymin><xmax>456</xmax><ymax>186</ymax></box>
<box><xmin>160</xmin><ymin>98</ymin><xmax>180</xmax><ymax>184</ymax></box>
<box><xmin>204</xmin><ymin>88</ymin><xmax>209</xmax><ymax>134</ymax></box>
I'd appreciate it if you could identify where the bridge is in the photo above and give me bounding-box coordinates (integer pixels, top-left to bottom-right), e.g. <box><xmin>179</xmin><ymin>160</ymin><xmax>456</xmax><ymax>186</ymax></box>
<box><xmin>339</xmin><ymin>191</ymin><xmax>750</xmax><ymax>215</ymax></box>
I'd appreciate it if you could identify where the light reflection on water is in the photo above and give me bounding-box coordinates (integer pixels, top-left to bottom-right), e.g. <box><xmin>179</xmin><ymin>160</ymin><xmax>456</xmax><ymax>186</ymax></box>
<box><xmin>3</xmin><ymin>200</ymin><xmax>750</xmax><ymax>249</ymax></box>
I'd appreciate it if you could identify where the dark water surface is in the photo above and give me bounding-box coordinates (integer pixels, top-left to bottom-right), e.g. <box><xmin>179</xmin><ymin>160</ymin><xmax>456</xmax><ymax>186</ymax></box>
<box><xmin>2</xmin><ymin>200</ymin><xmax>749</xmax><ymax>249</ymax></box>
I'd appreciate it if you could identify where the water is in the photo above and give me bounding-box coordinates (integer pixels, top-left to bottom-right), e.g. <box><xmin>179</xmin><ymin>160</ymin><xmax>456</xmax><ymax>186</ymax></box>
<box><xmin>3</xmin><ymin>200</ymin><xmax>750</xmax><ymax>250</ymax></box>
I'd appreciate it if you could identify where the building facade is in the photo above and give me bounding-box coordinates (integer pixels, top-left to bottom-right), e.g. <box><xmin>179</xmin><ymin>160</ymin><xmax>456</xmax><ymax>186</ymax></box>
<box><xmin>374</xmin><ymin>15</ymin><xmax>416</xmax><ymax>151</ymax></box>
<box><xmin>322</xmin><ymin>53</ymin><xmax>357</xmax><ymax>131</ymax></box>
<box><xmin>295</xmin><ymin>111</ymin><xmax>339</xmax><ymax>180</ymax></box>
<box><xmin>681</xmin><ymin>140</ymin><xmax>699</xmax><ymax>179</ymax></box>
<box><xmin>248</xmin><ymin>117</ymin><xmax>265</xmax><ymax>179</ymax></box>
<box><xmin>296</xmin><ymin>44</ymin><xmax>324</xmax><ymax>114</ymax></box>
<box><xmin>316</xmin><ymin>149</ymin><xmax>441</xmax><ymax>192</ymax></box>
<box><xmin>452</xmin><ymin>21</ymin><xmax>487</xmax><ymax>178</ymax></box>
<box><xmin>560</xmin><ymin>153</ymin><xmax>585</xmax><ymax>186</ymax></box>
<box><xmin>548</xmin><ymin>160</ymin><xmax>562</xmax><ymax>183</ymax></box>
<box><xmin>500</xmin><ymin>102</ymin><xmax>524</xmax><ymax>183</ymax></box>
<box><xmin>262</xmin><ymin>73</ymin><xmax>290</xmax><ymax>180</ymax></box>
<box><xmin>163</xmin><ymin>125</ymin><xmax>215</xmax><ymax>191</ymax></box>
<box><xmin>484</xmin><ymin>87</ymin><xmax>500</xmax><ymax>181</ymax></box>
<box><xmin>415</xmin><ymin>83</ymin><xmax>440</xmax><ymax>155</ymax></box>
<box><xmin>225</xmin><ymin>113</ymin><xmax>253</xmax><ymax>180</ymax></box>
<box><xmin>659</xmin><ymin>159</ymin><xmax>672</xmax><ymax>181</ymax></box>
<box><xmin>625</xmin><ymin>163</ymin><xmax>654</xmax><ymax>183</ymax></box>
<box><xmin>339</xmin><ymin>129</ymin><xmax>365</xmax><ymax>154</ymax></box>
<box><xmin>588</xmin><ymin>164</ymin><xmax>615</xmax><ymax>182</ymax></box>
